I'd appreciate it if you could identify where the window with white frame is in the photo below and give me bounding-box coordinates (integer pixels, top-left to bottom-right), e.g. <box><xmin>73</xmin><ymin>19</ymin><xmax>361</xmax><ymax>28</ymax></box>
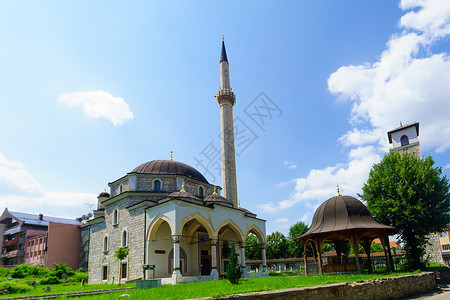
<box><xmin>198</xmin><ymin>185</ymin><xmax>204</xmax><ymax>197</ymax></box>
<box><xmin>152</xmin><ymin>178</ymin><xmax>162</xmax><ymax>192</ymax></box>
<box><xmin>113</xmin><ymin>209</ymin><xmax>119</xmax><ymax>225</ymax></box>
<box><xmin>101</xmin><ymin>256</ymin><xmax>108</xmax><ymax>281</ymax></box>
<box><xmin>121</xmin><ymin>261</ymin><xmax>127</xmax><ymax>279</ymax></box>
<box><xmin>121</xmin><ymin>229</ymin><xmax>128</xmax><ymax>247</ymax></box>
<box><xmin>103</xmin><ymin>236</ymin><xmax>109</xmax><ymax>252</ymax></box>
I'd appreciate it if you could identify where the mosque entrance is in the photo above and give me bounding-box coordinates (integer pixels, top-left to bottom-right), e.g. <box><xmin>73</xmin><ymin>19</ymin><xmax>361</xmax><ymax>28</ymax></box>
<box><xmin>198</xmin><ymin>234</ymin><xmax>211</xmax><ymax>275</ymax></box>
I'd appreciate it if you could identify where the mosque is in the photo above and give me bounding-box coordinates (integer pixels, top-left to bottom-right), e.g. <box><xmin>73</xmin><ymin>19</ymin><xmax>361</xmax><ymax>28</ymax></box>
<box><xmin>87</xmin><ymin>39</ymin><xmax>267</xmax><ymax>284</ymax></box>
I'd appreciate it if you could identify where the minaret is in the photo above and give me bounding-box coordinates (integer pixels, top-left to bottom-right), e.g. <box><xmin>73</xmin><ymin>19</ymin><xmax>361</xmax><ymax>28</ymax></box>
<box><xmin>215</xmin><ymin>37</ymin><xmax>238</xmax><ymax>207</ymax></box>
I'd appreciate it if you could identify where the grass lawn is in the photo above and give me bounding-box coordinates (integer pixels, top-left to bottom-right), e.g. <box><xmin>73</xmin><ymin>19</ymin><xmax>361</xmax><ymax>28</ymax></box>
<box><xmin>58</xmin><ymin>271</ymin><xmax>419</xmax><ymax>300</ymax></box>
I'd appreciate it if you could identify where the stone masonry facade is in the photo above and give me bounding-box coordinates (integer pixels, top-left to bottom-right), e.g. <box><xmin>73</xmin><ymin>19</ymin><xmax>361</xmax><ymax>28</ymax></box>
<box><xmin>88</xmin><ymin>173</ymin><xmax>217</xmax><ymax>284</ymax></box>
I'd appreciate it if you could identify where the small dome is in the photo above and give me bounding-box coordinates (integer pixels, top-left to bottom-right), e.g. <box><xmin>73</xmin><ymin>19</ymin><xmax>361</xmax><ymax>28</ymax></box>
<box><xmin>131</xmin><ymin>160</ymin><xmax>208</xmax><ymax>184</ymax></box>
<box><xmin>302</xmin><ymin>195</ymin><xmax>396</xmax><ymax>237</ymax></box>
<box><xmin>98</xmin><ymin>191</ymin><xmax>110</xmax><ymax>198</ymax></box>
<box><xmin>168</xmin><ymin>191</ymin><xmax>200</xmax><ymax>200</ymax></box>
<box><xmin>203</xmin><ymin>194</ymin><xmax>231</xmax><ymax>203</ymax></box>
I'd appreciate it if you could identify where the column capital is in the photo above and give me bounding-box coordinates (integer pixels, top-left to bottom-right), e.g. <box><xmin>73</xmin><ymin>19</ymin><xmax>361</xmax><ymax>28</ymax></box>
<box><xmin>240</xmin><ymin>242</ymin><xmax>246</xmax><ymax>248</ymax></box>
<box><xmin>171</xmin><ymin>234</ymin><xmax>182</xmax><ymax>243</ymax></box>
<box><xmin>260</xmin><ymin>243</ymin><xmax>266</xmax><ymax>249</ymax></box>
<box><xmin>210</xmin><ymin>238</ymin><xmax>218</xmax><ymax>246</ymax></box>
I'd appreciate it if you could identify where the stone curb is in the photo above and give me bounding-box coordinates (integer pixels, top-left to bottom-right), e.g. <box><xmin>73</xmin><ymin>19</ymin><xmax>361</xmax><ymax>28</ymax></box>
<box><xmin>1</xmin><ymin>287</ymin><xmax>135</xmax><ymax>299</ymax></box>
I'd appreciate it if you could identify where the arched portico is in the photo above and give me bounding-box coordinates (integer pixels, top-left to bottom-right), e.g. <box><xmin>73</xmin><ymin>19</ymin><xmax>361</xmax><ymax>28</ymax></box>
<box><xmin>215</xmin><ymin>219</ymin><xmax>246</xmax><ymax>276</ymax></box>
<box><xmin>245</xmin><ymin>224</ymin><xmax>268</xmax><ymax>273</ymax></box>
<box><xmin>146</xmin><ymin>215</ymin><xmax>175</xmax><ymax>278</ymax></box>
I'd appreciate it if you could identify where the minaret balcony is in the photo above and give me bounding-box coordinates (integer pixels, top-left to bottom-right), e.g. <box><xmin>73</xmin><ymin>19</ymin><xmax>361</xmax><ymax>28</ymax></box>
<box><xmin>216</xmin><ymin>89</ymin><xmax>236</xmax><ymax>105</ymax></box>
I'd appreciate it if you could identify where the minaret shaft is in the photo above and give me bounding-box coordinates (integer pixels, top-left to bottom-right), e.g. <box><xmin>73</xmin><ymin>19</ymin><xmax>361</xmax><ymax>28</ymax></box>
<box><xmin>216</xmin><ymin>39</ymin><xmax>238</xmax><ymax>207</ymax></box>
<box><xmin>220</xmin><ymin>61</ymin><xmax>231</xmax><ymax>90</ymax></box>
<box><xmin>219</xmin><ymin>101</ymin><xmax>238</xmax><ymax>205</ymax></box>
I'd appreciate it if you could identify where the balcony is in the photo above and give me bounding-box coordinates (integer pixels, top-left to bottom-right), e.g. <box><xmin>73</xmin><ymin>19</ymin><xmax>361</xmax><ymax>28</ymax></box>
<box><xmin>1</xmin><ymin>249</ymin><xmax>24</xmax><ymax>259</ymax></box>
<box><xmin>3</xmin><ymin>237</ymin><xmax>19</xmax><ymax>247</ymax></box>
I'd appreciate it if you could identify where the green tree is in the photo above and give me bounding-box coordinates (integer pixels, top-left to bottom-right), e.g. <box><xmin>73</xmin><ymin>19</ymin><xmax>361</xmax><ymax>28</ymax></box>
<box><xmin>266</xmin><ymin>231</ymin><xmax>289</xmax><ymax>259</ymax></box>
<box><xmin>287</xmin><ymin>221</ymin><xmax>309</xmax><ymax>258</ymax></box>
<box><xmin>114</xmin><ymin>247</ymin><xmax>129</xmax><ymax>285</ymax></box>
<box><xmin>360</xmin><ymin>150</ymin><xmax>450</xmax><ymax>269</ymax></box>
<box><xmin>226</xmin><ymin>243</ymin><xmax>242</xmax><ymax>284</ymax></box>
<box><xmin>245</xmin><ymin>234</ymin><xmax>262</xmax><ymax>260</ymax></box>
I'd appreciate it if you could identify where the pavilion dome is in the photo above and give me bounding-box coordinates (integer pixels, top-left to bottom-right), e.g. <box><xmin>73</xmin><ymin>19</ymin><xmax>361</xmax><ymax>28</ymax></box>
<box><xmin>131</xmin><ymin>160</ymin><xmax>209</xmax><ymax>184</ymax></box>
<box><xmin>300</xmin><ymin>195</ymin><xmax>396</xmax><ymax>238</ymax></box>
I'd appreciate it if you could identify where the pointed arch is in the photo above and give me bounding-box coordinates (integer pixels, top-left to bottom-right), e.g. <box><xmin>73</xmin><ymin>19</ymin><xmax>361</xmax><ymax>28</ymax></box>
<box><xmin>244</xmin><ymin>224</ymin><xmax>265</xmax><ymax>244</ymax></box>
<box><xmin>148</xmin><ymin>214</ymin><xmax>174</xmax><ymax>241</ymax></box>
<box><xmin>177</xmin><ymin>212</ymin><xmax>214</xmax><ymax>238</ymax></box>
<box><xmin>216</xmin><ymin>219</ymin><xmax>245</xmax><ymax>241</ymax></box>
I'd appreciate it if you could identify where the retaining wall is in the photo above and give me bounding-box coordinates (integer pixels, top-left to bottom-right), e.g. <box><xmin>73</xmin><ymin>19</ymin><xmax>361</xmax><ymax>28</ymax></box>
<box><xmin>192</xmin><ymin>272</ymin><xmax>436</xmax><ymax>300</ymax></box>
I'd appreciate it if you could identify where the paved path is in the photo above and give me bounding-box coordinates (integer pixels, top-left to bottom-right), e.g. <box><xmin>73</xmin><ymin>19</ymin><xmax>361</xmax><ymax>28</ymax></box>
<box><xmin>400</xmin><ymin>284</ymin><xmax>450</xmax><ymax>300</ymax></box>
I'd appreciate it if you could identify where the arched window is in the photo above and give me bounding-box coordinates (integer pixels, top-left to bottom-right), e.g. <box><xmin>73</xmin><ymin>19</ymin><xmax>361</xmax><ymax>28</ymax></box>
<box><xmin>154</xmin><ymin>180</ymin><xmax>161</xmax><ymax>192</ymax></box>
<box><xmin>119</xmin><ymin>185</ymin><xmax>123</xmax><ymax>194</ymax></box>
<box><xmin>400</xmin><ymin>135</ymin><xmax>409</xmax><ymax>146</ymax></box>
<box><xmin>103</xmin><ymin>236</ymin><xmax>108</xmax><ymax>252</ymax></box>
<box><xmin>101</xmin><ymin>256</ymin><xmax>108</xmax><ymax>281</ymax></box>
<box><xmin>113</xmin><ymin>209</ymin><xmax>119</xmax><ymax>226</ymax></box>
<box><xmin>198</xmin><ymin>186</ymin><xmax>204</xmax><ymax>198</ymax></box>
<box><xmin>121</xmin><ymin>229</ymin><xmax>128</xmax><ymax>247</ymax></box>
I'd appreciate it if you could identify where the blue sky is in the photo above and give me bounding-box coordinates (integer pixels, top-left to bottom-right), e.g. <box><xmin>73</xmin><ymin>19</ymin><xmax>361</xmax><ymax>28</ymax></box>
<box><xmin>1</xmin><ymin>0</ymin><xmax>450</xmax><ymax>235</ymax></box>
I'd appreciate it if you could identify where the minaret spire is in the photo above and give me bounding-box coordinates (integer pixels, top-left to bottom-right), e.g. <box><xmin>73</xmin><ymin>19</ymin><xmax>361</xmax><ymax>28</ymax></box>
<box><xmin>215</xmin><ymin>37</ymin><xmax>238</xmax><ymax>207</ymax></box>
<box><xmin>220</xmin><ymin>36</ymin><xmax>228</xmax><ymax>63</ymax></box>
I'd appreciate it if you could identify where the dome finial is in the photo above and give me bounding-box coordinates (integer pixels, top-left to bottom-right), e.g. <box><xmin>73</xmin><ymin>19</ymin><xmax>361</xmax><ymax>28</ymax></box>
<box><xmin>213</xmin><ymin>186</ymin><xmax>217</xmax><ymax>195</ymax></box>
<box><xmin>170</xmin><ymin>151</ymin><xmax>173</xmax><ymax>161</ymax></box>
<box><xmin>238</xmin><ymin>199</ymin><xmax>241</xmax><ymax>208</ymax></box>
<box><xmin>337</xmin><ymin>185</ymin><xmax>342</xmax><ymax>196</ymax></box>
<box><xmin>104</xmin><ymin>188</ymin><xmax>107</xmax><ymax>193</ymax></box>
<box><xmin>180</xmin><ymin>182</ymin><xmax>186</xmax><ymax>192</ymax></box>
<box><xmin>222</xmin><ymin>35</ymin><xmax>224</xmax><ymax>42</ymax></box>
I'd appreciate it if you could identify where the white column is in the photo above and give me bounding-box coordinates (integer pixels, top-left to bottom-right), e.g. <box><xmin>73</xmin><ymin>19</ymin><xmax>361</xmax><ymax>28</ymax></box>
<box><xmin>240</xmin><ymin>242</ymin><xmax>247</xmax><ymax>277</ymax></box>
<box><xmin>261</xmin><ymin>243</ymin><xmax>268</xmax><ymax>275</ymax></box>
<box><xmin>210</xmin><ymin>239</ymin><xmax>219</xmax><ymax>279</ymax></box>
<box><xmin>171</xmin><ymin>235</ymin><xmax>182</xmax><ymax>283</ymax></box>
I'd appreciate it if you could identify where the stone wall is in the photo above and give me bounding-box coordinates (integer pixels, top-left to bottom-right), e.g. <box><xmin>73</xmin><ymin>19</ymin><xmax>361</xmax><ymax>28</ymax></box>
<box><xmin>424</xmin><ymin>233</ymin><xmax>445</xmax><ymax>264</ymax></box>
<box><xmin>191</xmin><ymin>272</ymin><xmax>436</xmax><ymax>300</ymax></box>
<box><xmin>88</xmin><ymin>196</ymin><xmax>146</xmax><ymax>284</ymax></box>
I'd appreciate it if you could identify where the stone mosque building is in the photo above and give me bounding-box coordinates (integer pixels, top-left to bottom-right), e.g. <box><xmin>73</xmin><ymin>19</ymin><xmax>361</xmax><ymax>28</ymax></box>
<box><xmin>87</xmin><ymin>40</ymin><xmax>267</xmax><ymax>284</ymax></box>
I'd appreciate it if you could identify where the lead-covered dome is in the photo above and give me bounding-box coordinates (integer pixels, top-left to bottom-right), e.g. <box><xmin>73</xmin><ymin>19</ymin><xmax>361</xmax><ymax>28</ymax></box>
<box><xmin>300</xmin><ymin>195</ymin><xmax>396</xmax><ymax>238</ymax></box>
<box><xmin>131</xmin><ymin>160</ymin><xmax>209</xmax><ymax>184</ymax></box>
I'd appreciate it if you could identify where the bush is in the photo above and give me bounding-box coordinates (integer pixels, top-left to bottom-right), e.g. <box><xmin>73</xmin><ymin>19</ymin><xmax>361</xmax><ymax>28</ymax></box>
<box><xmin>69</xmin><ymin>269</ymin><xmax>88</xmax><ymax>283</ymax></box>
<box><xmin>10</xmin><ymin>264</ymin><xmax>48</xmax><ymax>278</ymax></box>
<box><xmin>0</xmin><ymin>280</ymin><xmax>33</xmax><ymax>294</ymax></box>
<box><xmin>39</xmin><ymin>276</ymin><xmax>61</xmax><ymax>285</ymax></box>
<box><xmin>0</xmin><ymin>267</ymin><xmax>10</xmax><ymax>277</ymax></box>
<box><xmin>50</xmin><ymin>263</ymin><xmax>75</xmax><ymax>279</ymax></box>
<box><xmin>226</xmin><ymin>243</ymin><xmax>242</xmax><ymax>284</ymax></box>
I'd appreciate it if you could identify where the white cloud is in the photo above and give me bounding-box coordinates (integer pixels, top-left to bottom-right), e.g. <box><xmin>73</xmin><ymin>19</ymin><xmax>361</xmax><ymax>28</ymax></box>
<box><xmin>283</xmin><ymin>161</ymin><xmax>297</xmax><ymax>169</ymax></box>
<box><xmin>265</xmin><ymin>1</ymin><xmax>450</xmax><ymax>216</ymax></box>
<box><xmin>258</xmin><ymin>146</ymin><xmax>381</xmax><ymax>213</ymax></box>
<box><xmin>273</xmin><ymin>218</ymin><xmax>290</xmax><ymax>230</ymax></box>
<box><xmin>329</xmin><ymin>1</ymin><xmax>450</xmax><ymax>153</ymax></box>
<box><xmin>0</xmin><ymin>152</ymin><xmax>97</xmax><ymax>219</ymax></box>
<box><xmin>58</xmin><ymin>90</ymin><xmax>134</xmax><ymax>126</ymax></box>
<box><xmin>274</xmin><ymin>218</ymin><xmax>289</xmax><ymax>224</ymax></box>
<box><xmin>299</xmin><ymin>213</ymin><xmax>311</xmax><ymax>223</ymax></box>
<box><xmin>445</xmin><ymin>163</ymin><xmax>450</xmax><ymax>170</ymax></box>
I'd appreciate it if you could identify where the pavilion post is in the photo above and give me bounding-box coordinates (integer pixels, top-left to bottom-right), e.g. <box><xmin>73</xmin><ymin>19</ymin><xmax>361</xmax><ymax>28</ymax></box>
<box><xmin>303</xmin><ymin>242</ymin><xmax>308</xmax><ymax>276</ymax></box>
<box><xmin>351</xmin><ymin>233</ymin><xmax>362</xmax><ymax>274</ymax></box>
